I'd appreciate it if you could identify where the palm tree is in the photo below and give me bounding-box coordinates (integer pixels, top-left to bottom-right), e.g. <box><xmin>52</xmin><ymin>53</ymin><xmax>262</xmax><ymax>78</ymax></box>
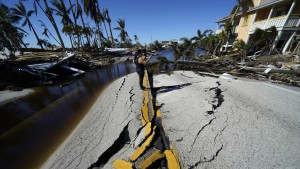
<box><xmin>75</xmin><ymin>0</ymin><xmax>90</xmax><ymax>47</ymax></box>
<box><xmin>230</xmin><ymin>0</ymin><xmax>254</xmax><ymax>23</ymax></box>
<box><xmin>171</xmin><ymin>37</ymin><xmax>195</xmax><ymax>61</ymax></box>
<box><xmin>51</xmin><ymin>0</ymin><xmax>75</xmax><ymax>49</ymax></box>
<box><xmin>250</xmin><ymin>26</ymin><xmax>278</xmax><ymax>54</ymax></box>
<box><xmin>68</xmin><ymin>0</ymin><xmax>81</xmax><ymax>49</ymax></box>
<box><xmin>39</xmin><ymin>20</ymin><xmax>61</xmax><ymax>46</ymax></box>
<box><xmin>114</xmin><ymin>18</ymin><xmax>128</xmax><ymax>47</ymax></box>
<box><xmin>82</xmin><ymin>0</ymin><xmax>103</xmax><ymax>48</ymax></box>
<box><xmin>233</xmin><ymin>39</ymin><xmax>247</xmax><ymax>62</ymax></box>
<box><xmin>0</xmin><ymin>2</ymin><xmax>27</xmax><ymax>57</ymax></box>
<box><xmin>11</xmin><ymin>2</ymin><xmax>44</xmax><ymax>50</ymax></box>
<box><xmin>191</xmin><ymin>29</ymin><xmax>203</xmax><ymax>46</ymax></box>
<box><xmin>34</xmin><ymin>0</ymin><xmax>65</xmax><ymax>50</ymax></box>
<box><xmin>134</xmin><ymin>34</ymin><xmax>139</xmax><ymax>44</ymax></box>
<box><xmin>62</xmin><ymin>25</ymin><xmax>74</xmax><ymax>49</ymax></box>
<box><xmin>103</xmin><ymin>8</ymin><xmax>114</xmax><ymax>47</ymax></box>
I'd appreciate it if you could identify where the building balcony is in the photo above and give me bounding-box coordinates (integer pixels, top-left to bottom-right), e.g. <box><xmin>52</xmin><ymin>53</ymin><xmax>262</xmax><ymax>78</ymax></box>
<box><xmin>250</xmin><ymin>15</ymin><xmax>300</xmax><ymax>33</ymax></box>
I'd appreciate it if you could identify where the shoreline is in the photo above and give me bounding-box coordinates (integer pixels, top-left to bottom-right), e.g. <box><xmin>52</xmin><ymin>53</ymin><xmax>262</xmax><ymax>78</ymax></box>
<box><xmin>39</xmin><ymin>76</ymin><xmax>119</xmax><ymax>169</ymax></box>
<box><xmin>41</xmin><ymin>73</ymin><xmax>143</xmax><ymax>169</ymax></box>
<box><xmin>0</xmin><ymin>89</ymin><xmax>34</xmax><ymax>106</ymax></box>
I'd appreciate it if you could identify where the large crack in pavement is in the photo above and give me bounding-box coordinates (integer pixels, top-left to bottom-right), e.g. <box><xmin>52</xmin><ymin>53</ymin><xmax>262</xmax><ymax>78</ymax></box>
<box><xmin>88</xmin><ymin>121</ymin><xmax>131</xmax><ymax>169</ymax></box>
<box><xmin>113</xmin><ymin>72</ymin><xmax>183</xmax><ymax>168</ymax></box>
<box><xmin>113</xmin><ymin>77</ymin><xmax>126</xmax><ymax>110</ymax></box>
<box><xmin>205</xmin><ymin>81</ymin><xmax>225</xmax><ymax>115</ymax></box>
<box><xmin>188</xmin><ymin>144</ymin><xmax>223</xmax><ymax>169</ymax></box>
<box><xmin>186</xmin><ymin>81</ymin><xmax>226</xmax><ymax>168</ymax></box>
<box><xmin>189</xmin><ymin>116</ymin><xmax>217</xmax><ymax>153</ymax></box>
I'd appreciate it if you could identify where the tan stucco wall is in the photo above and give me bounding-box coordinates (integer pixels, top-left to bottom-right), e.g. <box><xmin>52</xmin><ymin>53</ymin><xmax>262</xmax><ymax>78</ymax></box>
<box><xmin>236</xmin><ymin>12</ymin><xmax>256</xmax><ymax>42</ymax></box>
<box><xmin>254</xmin><ymin>0</ymin><xmax>261</xmax><ymax>6</ymax></box>
<box><xmin>234</xmin><ymin>0</ymin><xmax>261</xmax><ymax>42</ymax></box>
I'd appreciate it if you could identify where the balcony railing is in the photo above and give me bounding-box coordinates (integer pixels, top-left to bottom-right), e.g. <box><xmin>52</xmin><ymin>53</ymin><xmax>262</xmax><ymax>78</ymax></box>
<box><xmin>250</xmin><ymin>16</ymin><xmax>286</xmax><ymax>32</ymax></box>
<box><xmin>250</xmin><ymin>15</ymin><xmax>300</xmax><ymax>32</ymax></box>
<box><xmin>285</xmin><ymin>17</ymin><xmax>300</xmax><ymax>27</ymax></box>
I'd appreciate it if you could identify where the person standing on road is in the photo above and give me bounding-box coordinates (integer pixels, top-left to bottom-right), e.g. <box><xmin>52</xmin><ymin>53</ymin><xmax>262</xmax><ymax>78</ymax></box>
<box><xmin>134</xmin><ymin>49</ymin><xmax>152</xmax><ymax>90</ymax></box>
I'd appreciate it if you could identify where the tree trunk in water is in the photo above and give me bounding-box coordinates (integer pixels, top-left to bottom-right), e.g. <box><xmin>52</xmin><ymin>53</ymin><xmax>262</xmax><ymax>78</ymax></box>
<box><xmin>42</xmin><ymin>0</ymin><xmax>65</xmax><ymax>50</ymax></box>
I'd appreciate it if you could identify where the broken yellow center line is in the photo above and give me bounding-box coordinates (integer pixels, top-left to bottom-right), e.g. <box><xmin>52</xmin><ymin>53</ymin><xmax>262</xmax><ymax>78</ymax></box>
<box><xmin>138</xmin><ymin>150</ymin><xmax>165</xmax><ymax>169</ymax></box>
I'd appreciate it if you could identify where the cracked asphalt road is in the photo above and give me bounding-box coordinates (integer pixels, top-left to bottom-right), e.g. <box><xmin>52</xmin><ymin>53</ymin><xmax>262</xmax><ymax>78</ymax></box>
<box><xmin>153</xmin><ymin>71</ymin><xmax>300</xmax><ymax>169</ymax></box>
<box><xmin>42</xmin><ymin>71</ymin><xmax>300</xmax><ymax>169</ymax></box>
<box><xmin>42</xmin><ymin>74</ymin><xmax>143</xmax><ymax>169</ymax></box>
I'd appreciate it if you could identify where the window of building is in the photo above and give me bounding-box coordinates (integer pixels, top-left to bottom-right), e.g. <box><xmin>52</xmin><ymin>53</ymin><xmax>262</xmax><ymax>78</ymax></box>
<box><xmin>273</xmin><ymin>5</ymin><xmax>290</xmax><ymax>17</ymax></box>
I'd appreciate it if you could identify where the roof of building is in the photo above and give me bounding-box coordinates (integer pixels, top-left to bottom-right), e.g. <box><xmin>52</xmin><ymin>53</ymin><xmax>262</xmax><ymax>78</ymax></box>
<box><xmin>249</xmin><ymin>0</ymin><xmax>287</xmax><ymax>11</ymax></box>
<box><xmin>216</xmin><ymin>0</ymin><xmax>289</xmax><ymax>23</ymax></box>
<box><xmin>216</xmin><ymin>12</ymin><xmax>242</xmax><ymax>23</ymax></box>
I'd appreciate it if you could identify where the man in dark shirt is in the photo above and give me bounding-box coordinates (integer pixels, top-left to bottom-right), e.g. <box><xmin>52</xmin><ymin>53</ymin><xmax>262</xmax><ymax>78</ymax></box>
<box><xmin>134</xmin><ymin>49</ymin><xmax>152</xmax><ymax>90</ymax></box>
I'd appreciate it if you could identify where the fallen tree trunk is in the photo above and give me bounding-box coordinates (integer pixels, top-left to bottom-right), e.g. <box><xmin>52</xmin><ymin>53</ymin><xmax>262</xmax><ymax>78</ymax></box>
<box><xmin>238</xmin><ymin>66</ymin><xmax>300</xmax><ymax>74</ymax></box>
<box><xmin>176</xmin><ymin>61</ymin><xmax>212</xmax><ymax>66</ymax></box>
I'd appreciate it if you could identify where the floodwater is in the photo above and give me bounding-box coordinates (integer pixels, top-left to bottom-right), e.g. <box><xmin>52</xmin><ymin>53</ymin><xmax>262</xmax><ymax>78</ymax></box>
<box><xmin>0</xmin><ymin>61</ymin><xmax>136</xmax><ymax>169</ymax></box>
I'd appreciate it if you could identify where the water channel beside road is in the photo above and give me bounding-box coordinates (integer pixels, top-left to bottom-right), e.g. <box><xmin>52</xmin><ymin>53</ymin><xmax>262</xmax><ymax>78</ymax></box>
<box><xmin>0</xmin><ymin>61</ymin><xmax>136</xmax><ymax>169</ymax></box>
<box><xmin>0</xmin><ymin>50</ymin><xmax>175</xmax><ymax>169</ymax></box>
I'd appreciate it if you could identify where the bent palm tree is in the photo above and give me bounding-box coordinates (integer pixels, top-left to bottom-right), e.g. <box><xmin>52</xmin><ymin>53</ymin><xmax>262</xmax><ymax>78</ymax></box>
<box><xmin>11</xmin><ymin>2</ymin><xmax>44</xmax><ymax>50</ymax></box>
<box><xmin>39</xmin><ymin>20</ymin><xmax>61</xmax><ymax>45</ymax></box>
<box><xmin>34</xmin><ymin>0</ymin><xmax>65</xmax><ymax>50</ymax></box>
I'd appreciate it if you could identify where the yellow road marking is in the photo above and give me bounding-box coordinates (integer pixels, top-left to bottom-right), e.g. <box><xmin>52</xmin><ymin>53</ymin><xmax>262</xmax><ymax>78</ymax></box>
<box><xmin>164</xmin><ymin>149</ymin><xmax>181</xmax><ymax>169</ymax></box>
<box><xmin>130</xmin><ymin>126</ymin><xmax>156</xmax><ymax>162</ymax></box>
<box><xmin>138</xmin><ymin>150</ymin><xmax>165</xmax><ymax>169</ymax></box>
<box><xmin>145</xmin><ymin>122</ymin><xmax>152</xmax><ymax>137</ymax></box>
<box><xmin>113</xmin><ymin>159</ymin><xmax>133</xmax><ymax>169</ymax></box>
<box><xmin>156</xmin><ymin>103</ymin><xmax>162</xmax><ymax>118</ymax></box>
<box><xmin>113</xmin><ymin>70</ymin><xmax>181</xmax><ymax>168</ymax></box>
<box><xmin>144</xmin><ymin>71</ymin><xmax>156</xmax><ymax>116</ymax></box>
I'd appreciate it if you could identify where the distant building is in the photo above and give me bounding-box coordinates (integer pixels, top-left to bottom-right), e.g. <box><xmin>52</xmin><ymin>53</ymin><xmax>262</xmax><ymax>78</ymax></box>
<box><xmin>160</xmin><ymin>39</ymin><xmax>178</xmax><ymax>48</ymax></box>
<box><xmin>216</xmin><ymin>0</ymin><xmax>300</xmax><ymax>53</ymax></box>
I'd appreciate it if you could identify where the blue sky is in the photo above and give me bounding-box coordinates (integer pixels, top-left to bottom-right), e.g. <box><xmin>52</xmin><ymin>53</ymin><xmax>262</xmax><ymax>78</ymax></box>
<box><xmin>1</xmin><ymin>0</ymin><xmax>236</xmax><ymax>48</ymax></box>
